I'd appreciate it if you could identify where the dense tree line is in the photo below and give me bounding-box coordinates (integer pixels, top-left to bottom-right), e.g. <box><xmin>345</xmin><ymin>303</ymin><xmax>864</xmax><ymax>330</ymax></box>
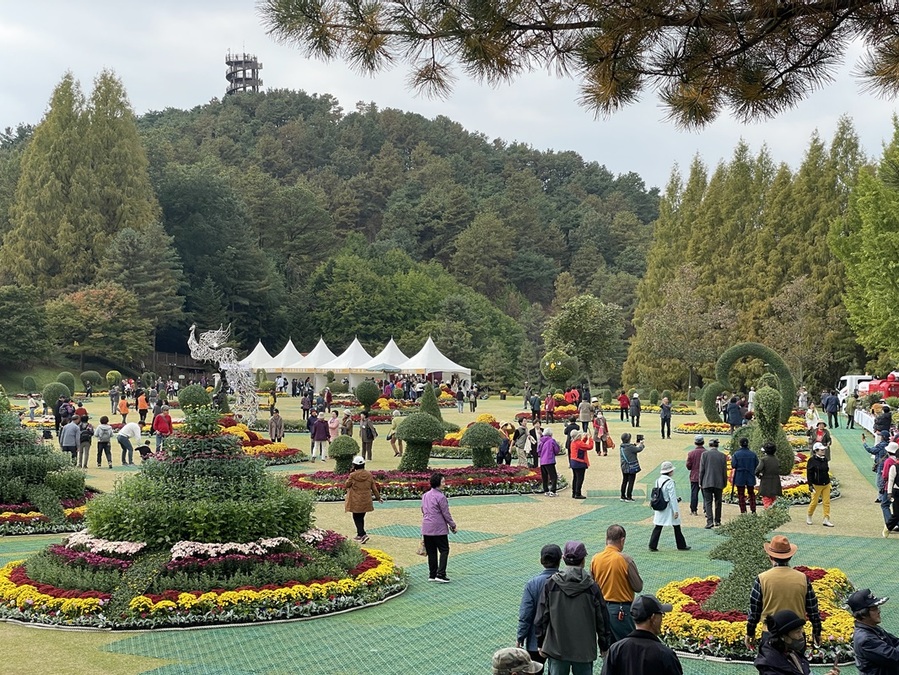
<box><xmin>0</xmin><ymin>76</ymin><xmax>656</xmax><ymax>387</ymax></box>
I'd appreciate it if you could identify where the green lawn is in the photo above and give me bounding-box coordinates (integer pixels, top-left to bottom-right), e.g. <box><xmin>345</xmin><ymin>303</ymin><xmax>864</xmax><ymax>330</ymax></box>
<box><xmin>0</xmin><ymin>396</ymin><xmax>894</xmax><ymax>674</ymax></box>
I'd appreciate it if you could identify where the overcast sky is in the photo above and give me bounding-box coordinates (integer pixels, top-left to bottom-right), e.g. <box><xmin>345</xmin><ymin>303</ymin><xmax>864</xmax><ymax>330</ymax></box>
<box><xmin>3</xmin><ymin>1</ymin><xmax>898</xmax><ymax>188</ymax></box>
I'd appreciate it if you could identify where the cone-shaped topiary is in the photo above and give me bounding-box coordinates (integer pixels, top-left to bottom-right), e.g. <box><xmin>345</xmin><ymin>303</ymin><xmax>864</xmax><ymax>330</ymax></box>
<box><xmin>750</xmin><ymin>386</ymin><xmax>795</xmax><ymax>474</ymax></box>
<box><xmin>460</xmin><ymin>422</ymin><xmax>505</xmax><ymax>468</ymax></box>
<box><xmin>355</xmin><ymin>380</ymin><xmax>380</xmax><ymax>413</ymax></box>
<box><xmin>649</xmin><ymin>389</ymin><xmax>660</xmax><ymax>405</ymax></box>
<box><xmin>703</xmin><ymin>501</ymin><xmax>791</xmax><ymax>612</ymax></box>
<box><xmin>0</xmin><ymin>385</ymin><xmax>9</xmax><ymax>413</ymax></box>
<box><xmin>329</xmin><ymin>435</ymin><xmax>360</xmax><ymax>474</ymax></box>
<box><xmin>602</xmin><ymin>388</ymin><xmax>613</xmax><ymax>405</ymax></box>
<box><xmin>418</xmin><ymin>383</ymin><xmax>442</xmax><ymax>421</ymax></box>
<box><xmin>105</xmin><ymin>370</ymin><xmax>122</xmax><ymax>388</ymax></box>
<box><xmin>178</xmin><ymin>383</ymin><xmax>212</xmax><ymax>410</ymax></box>
<box><xmin>57</xmin><ymin>371</ymin><xmax>76</xmax><ymax>396</ymax></box>
<box><xmin>23</xmin><ymin>376</ymin><xmax>38</xmax><ymax>394</ymax></box>
<box><xmin>396</xmin><ymin>412</ymin><xmax>446</xmax><ymax>472</ymax></box>
<box><xmin>86</xmin><ymin>406</ymin><xmax>314</xmax><ymax>547</ymax></box>
<box><xmin>42</xmin><ymin>381</ymin><xmax>70</xmax><ymax>404</ymax></box>
<box><xmin>662</xmin><ymin>389</ymin><xmax>672</xmax><ymax>402</ymax></box>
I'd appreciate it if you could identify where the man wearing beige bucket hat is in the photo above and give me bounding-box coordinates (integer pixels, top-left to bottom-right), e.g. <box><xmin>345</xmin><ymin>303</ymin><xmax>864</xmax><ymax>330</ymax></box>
<box><xmin>744</xmin><ymin>535</ymin><xmax>823</xmax><ymax>651</ymax></box>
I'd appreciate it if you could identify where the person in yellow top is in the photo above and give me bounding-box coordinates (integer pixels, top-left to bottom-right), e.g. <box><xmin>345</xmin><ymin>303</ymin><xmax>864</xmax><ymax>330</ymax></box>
<box><xmin>117</xmin><ymin>395</ymin><xmax>130</xmax><ymax>424</ymax></box>
<box><xmin>590</xmin><ymin>524</ymin><xmax>644</xmax><ymax>642</ymax></box>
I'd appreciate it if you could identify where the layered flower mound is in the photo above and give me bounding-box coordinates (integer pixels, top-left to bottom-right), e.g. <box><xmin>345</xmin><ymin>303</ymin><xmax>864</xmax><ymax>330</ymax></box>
<box><xmin>657</xmin><ymin>566</ymin><xmax>855</xmax><ymax>663</ymax></box>
<box><xmin>288</xmin><ymin>466</ymin><xmax>558</xmax><ymax>501</ymax></box>
<box><xmin>0</xmin><ymin>529</ymin><xmax>407</xmax><ymax>629</ymax></box>
<box><xmin>0</xmin><ymin>491</ymin><xmax>94</xmax><ymax>535</ymax></box>
<box><xmin>676</xmin><ymin>416</ymin><xmax>806</xmax><ymax>436</ymax></box>
<box><xmin>220</xmin><ymin>422</ymin><xmax>305</xmax><ymax>465</ymax></box>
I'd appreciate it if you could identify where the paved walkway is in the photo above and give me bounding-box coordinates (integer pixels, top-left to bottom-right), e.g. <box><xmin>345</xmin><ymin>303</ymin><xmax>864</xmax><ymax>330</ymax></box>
<box><xmin>2</xmin><ymin>428</ymin><xmax>896</xmax><ymax>674</ymax></box>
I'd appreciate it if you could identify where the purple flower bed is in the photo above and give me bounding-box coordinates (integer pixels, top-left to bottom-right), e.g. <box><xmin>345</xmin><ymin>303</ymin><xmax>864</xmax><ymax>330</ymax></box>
<box><xmin>47</xmin><ymin>544</ymin><xmax>133</xmax><ymax>571</ymax></box>
<box><xmin>164</xmin><ymin>551</ymin><xmax>314</xmax><ymax>574</ymax></box>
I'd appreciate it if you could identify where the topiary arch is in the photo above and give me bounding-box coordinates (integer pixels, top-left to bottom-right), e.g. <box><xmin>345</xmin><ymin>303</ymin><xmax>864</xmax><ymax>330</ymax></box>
<box><xmin>702</xmin><ymin>343</ymin><xmax>795</xmax><ymax>424</ymax></box>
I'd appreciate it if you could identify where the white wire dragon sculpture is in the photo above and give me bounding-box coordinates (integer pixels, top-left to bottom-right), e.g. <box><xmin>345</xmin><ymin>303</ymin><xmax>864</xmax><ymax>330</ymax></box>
<box><xmin>188</xmin><ymin>324</ymin><xmax>259</xmax><ymax>424</ymax></box>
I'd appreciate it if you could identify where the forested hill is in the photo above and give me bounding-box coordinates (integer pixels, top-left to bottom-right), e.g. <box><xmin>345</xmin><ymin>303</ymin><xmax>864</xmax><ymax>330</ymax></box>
<box><xmin>0</xmin><ymin>83</ymin><xmax>659</xmax><ymax>386</ymax></box>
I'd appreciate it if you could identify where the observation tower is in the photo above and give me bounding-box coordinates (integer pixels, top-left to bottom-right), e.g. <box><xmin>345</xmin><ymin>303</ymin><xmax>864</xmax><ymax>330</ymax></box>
<box><xmin>225</xmin><ymin>52</ymin><xmax>263</xmax><ymax>95</ymax></box>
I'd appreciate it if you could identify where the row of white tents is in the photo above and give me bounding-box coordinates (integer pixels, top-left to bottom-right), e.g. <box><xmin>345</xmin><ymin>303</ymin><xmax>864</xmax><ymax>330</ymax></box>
<box><xmin>239</xmin><ymin>336</ymin><xmax>471</xmax><ymax>389</ymax></box>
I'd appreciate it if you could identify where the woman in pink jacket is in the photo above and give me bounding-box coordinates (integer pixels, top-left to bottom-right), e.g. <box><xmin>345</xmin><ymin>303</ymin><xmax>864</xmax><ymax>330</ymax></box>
<box><xmin>421</xmin><ymin>473</ymin><xmax>457</xmax><ymax>583</ymax></box>
<box><xmin>328</xmin><ymin>410</ymin><xmax>340</xmax><ymax>442</ymax></box>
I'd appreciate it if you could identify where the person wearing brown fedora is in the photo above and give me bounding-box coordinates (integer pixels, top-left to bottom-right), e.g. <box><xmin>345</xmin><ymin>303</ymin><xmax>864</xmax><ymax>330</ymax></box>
<box><xmin>744</xmin><ymin>535</ymin><xmax>823</xmax><ymax>652</ymax></box>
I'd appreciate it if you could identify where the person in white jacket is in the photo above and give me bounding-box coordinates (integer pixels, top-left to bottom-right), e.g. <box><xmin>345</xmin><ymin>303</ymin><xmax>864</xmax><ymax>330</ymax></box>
<box><xmin>648</xmin><ymin>462</ymin><xmax>691</xmax><ymax>552</ymax></box>
<box><xmin>116</xmin><ymin>421</ymin><xmax>142</xmax><ymax>466</ymax></box>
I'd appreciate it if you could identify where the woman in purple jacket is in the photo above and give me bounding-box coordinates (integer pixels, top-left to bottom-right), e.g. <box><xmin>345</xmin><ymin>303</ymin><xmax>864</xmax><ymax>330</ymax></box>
<box><xmin>538</xmin><ymin>428</ymin><xmax>560</xmax><ymax>496</ymax></box>
<box><xmin>421</xmin><ymin>473</ymin><xmax>457</xmax><ymax>583</ymax></box>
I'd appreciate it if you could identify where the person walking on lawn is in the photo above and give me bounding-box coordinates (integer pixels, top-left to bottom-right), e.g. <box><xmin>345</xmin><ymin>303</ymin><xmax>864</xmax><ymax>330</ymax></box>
<box><xmin>345</xmin><ymin>455</ymin><xmax>382</xmax><ymax>544</ymax></box>
<box><xmin>517</xmin><ymin>544</ymin><xmax>563</xmax><ymax>665</ymax></box>
<box><xmin>648</xmin><ymin>462</ymin><xmax>691</xmax><ymax>552</ymax></box>
<box><xmin>700</xmin><ymin>438</ymin><xmax>727</xmax><ymax>528</ymax></box>
<box><xmin>806</xmin><ymin>442</ymin><xmax>835</xmax><ymax>527</ymax></box>
<box><xmin>685</xmin><ymin>435</ymin><xmax>705</xmax><ymax>516</ymax></box>
<box><xmin>535</xmin><ymin>541</ymin><xmax>611</xmax><ymax>674</ymax></box>
<box><xmin>538</xmin><ymin>428</ymin><xmax>560</xmax><ymax>497</ymax></box>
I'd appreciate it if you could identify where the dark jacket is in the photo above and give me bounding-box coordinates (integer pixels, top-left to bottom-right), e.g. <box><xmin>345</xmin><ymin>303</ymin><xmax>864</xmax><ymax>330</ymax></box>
<box><xmin>874</xmin><ymin>411</ymin><xmax>893</xmax><ymax>433</ymax></box>
<box><xmin>731</xmin><ymin>448</ymin><xmax>759</xmax><ymax>487</ymax></box>
<box><xmin>517</xmin><ymin>567</ymin><xmax>558</xmax><ymax>652</ymax></box>
<box><xmin>685</xmin><ymin>445</ymin><xmax>705</xmax><ymax>483</ymax></box>
<box><xmin>726</xmin><ymin>402</ymin><xmax>744</xmax><ymax>427</ymax></box>
<box><xmin>806</xmin><ymin>455</ymin><xmax>831</xmax><ymax>486</ymax></box>
<box><xmin>756</xmin><ymin>454</ymin><xmax>783</xmax><ymax>498</ymax></box>
<box><xmin>628</xmin><ymin>396</ymin><xmax>641</xmax><ymax>415</ymax></box>
<box><xmin>753</xmin><ymin>634</ymin><xmax>811</xmax><ymax>675</ymax></box>
<box><xmin>823</xmin><ymin>393</ymin><xmax>840</xmax><ymax>413</ymax></box>
<box><xmin>535</xmin><ymin>566</ymin><xmax>611</xmax><ymax>662</ymax></box>
<box><xmin>853</xmin><ymin>621</ymin><xmax>899</xmax><ymax>675</ymax></box>
<box><xmin>600</xmin><ymin>629</ymin><xmax>683</xmax><ymax>675</ymax></box>
<box><xmin>659</xmin><ymin>402</ymin><xmax>672</xmax><ymax>419</ymax></box>
<box><xmin>699</xmin><ymin>448</ymin><xmax>728</xmax><ymax>489</ymax></box>
<box><xmin>311</xmin><ymin>417</ymin><xmax>331</xmax><ymax>441</ymax></box>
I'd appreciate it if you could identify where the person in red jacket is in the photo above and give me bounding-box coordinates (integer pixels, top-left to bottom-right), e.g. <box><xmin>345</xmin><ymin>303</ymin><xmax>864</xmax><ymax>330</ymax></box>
<box><xmin>151</xmin><ymin>405</ymin><xmax>173</xmax><ymax>453</ymax></box>
<box><xmin>617</xmin><ymin>391</ymin><xmax>630</xmax><ymax>423</ymax></box>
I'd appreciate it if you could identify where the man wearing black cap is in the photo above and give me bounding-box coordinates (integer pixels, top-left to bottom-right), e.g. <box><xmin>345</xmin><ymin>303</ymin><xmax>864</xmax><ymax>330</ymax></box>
<box><xmin>849</xmin><ymin>589</ymin><xmax>899</xmax><ymax>675</ymax></box>
<box><xmin>518</xmin><ymin>544</ymin><xmax>562</xmax><ymax>664</ymax></box>
<box><xmin>535</xmin><ymin>541</ymin><xmax>611</xmax><ymax>674</ymax></box>
<box><xmin>600</xmin><ymin>594</ymin><xmax>682</xmax><ymax>674</ymax></box>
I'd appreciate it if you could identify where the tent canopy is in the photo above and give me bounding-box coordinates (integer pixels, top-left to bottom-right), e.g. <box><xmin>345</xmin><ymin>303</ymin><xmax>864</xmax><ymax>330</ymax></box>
<box><xmin>283</xmin><ymin>337</ymin><xmax>336</xmax><ymax>372</ymax></box>
<box><xmin>265</xmin><ymin>339</ymin><xmax>304</xmax><ymax>372</ymax></box>
<box><xmin>318</xmin><ymin>337</ymin><xmax>373</xmax><ymax>373</ymax></box>
<box><xmin>399</xmin><ymin>336</ymin><xmax>471</xmax><ymax>378</ymax></box>
<box><xmin>238</xmin><ymin>341</ymin><xmax>273</xmax><ymax>369</ymax></box>
<box><xmin>359</xmin><ymin>338</ymin><xmax>409</xmax><ymax>372</ymax></box>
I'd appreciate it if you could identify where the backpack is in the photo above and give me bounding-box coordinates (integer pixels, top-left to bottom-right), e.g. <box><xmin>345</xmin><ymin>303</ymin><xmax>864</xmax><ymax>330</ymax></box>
<box><xmin>95</xmin><ymin>425</ymin><xmax>114</xmax><ymax>442</ymax></box>
<box><xmin>60</xmin><ymin>402</ymin><xmax>75</xmax><ymax>418</ymax></box>
<box><xmin>79</xmin><ymin>423</ymin><xmax>94</xmax><ymax>443</ymax></box>
<box><xmin>650</xmin><ymin>477</ymin><xmax>670</xmax><ymax>511</ymax></box>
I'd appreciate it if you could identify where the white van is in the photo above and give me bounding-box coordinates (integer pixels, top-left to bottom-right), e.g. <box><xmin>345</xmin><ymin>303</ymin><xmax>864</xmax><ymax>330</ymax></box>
<box><xmin>836</xmin><ymin>374</ymin><xmax>873</xmax><ymax>404</ymax></box>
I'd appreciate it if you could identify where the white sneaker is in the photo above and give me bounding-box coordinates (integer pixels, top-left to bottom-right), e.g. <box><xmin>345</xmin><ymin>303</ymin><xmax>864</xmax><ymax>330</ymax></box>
<box><xmin>547</xmin><ymin>491</ymin><xmax>557</xmax><ymax>497</ymax></box>
<box><xmin>823</xmin><ymin>519</ymin><xmax>834</xmax><ymax>528</ymax></box>
<box><xmin>806</xmin><ymin>516</ymin><xmax>813</xmax><ymax>525</ymax></box>
<box><xmin>883</xmin><ymin>525</ymin><xmax>890</xmax><ymax>538</ymax></box>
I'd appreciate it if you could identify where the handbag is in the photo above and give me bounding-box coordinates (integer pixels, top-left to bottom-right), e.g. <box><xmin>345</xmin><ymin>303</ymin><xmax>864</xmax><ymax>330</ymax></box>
<box><xmin>605</xmin><ymin>435</ymin><xmax>615</xmax><ymax>449</ymax></box>
<box><xmin>417</xmin><ymin>539</ymin><xmax>427</xmax><ymax>556</ymax></box>
<box><xmin>620</xmin><ymin>445</ymin><xmax>640</xmax><ymax>473</ymax></box>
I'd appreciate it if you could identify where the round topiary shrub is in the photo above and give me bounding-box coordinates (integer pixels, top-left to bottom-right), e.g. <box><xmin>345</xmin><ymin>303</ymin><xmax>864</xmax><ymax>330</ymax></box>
<box><xmin>42</xmin><ymin>381</ymin><xmax>71</xmax><ymax>405</ymax></box>
<box><xmin>105</xmin><ymin>370</ymin><xmax>122</xmax><ymax>388</ymax></box>
<box><xmin>418</xmin><ymin>383</ymin><xmax>443</xmax><ymax>421</ymax></box>
<box><xmin>396</xmin><ymin>412</ymin><xmax>446</xmax><ymax>472</ymax></box>
<box><xmin>649</xmin><ymin>389</ymin><xmax>660</xmax><ymax>405</ymax></box>
<box><xmin>56</xmin><ymin>371</ymin><xmax>76</xmax><ymax>395</ymax></box>
<box><xmin>757</xmin><ymin>373</ymin><xmax>779</xmax><ymax>390</ymax></box>
<box><xmin>392</xmin><ymin>386</ymin><xmax>404</xmax><ymax>400</ymax></box>
<box><xmin>329</xmin><ymin>435</ymin><xmax>360</xmax><ymax>474</ymax></box>
<box><xmin>80</xmin><ymin>370</ymin><xmax>102</xmax><ymax>387</ymax></box>
<box><xmin>460</xmin><ymin>422</ymin><xmax>505</xmax><ymax>469</ymax></box>
<box><xmin>23</xmin><ymin>376</ymin><xmax>38</xmax><ymax>394</ymax></box>
<box><xmin>355</xmin><ymin>380</ymin><xmax>380</xmax><ymax>412</ymax></box>
<box><xmin>178</xmin><ymin>383</ymin><xmax>213</xmax><ymax>410</ymax></box>
<box><xmin>326</xmin><ymin>370</ymin><xmax>335</xmax><ymax>384</ymax></box>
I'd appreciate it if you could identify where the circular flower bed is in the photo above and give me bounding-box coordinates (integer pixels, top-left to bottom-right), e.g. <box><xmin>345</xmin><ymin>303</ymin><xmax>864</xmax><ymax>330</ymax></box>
<box><xmin>0</xmin><ymin>528</ymin><xmax>406</xmax><ymax>629</ymax></box>
<box><xmin>657</xmin><ymin>566</ymin><xmax>855</xmax><ymax>664</ymax></box>
<box><xmin>288</xmin><ymin>466</ymin><xmax>563</xmax><ymax>501</ymax></box>
<box><xmin>0</xmin><ymin>491</ymin><xmax>95</xmax><ymax>535</ymax></box>
<box><xmin>676</xmin><ymin>417</ymin><xmax>807</xmax><ymax>435</ymax></box>
<box><xmin>221</xmin><ymin>421</ymin><xmax>306</xmax><ymax>465</ymax></box>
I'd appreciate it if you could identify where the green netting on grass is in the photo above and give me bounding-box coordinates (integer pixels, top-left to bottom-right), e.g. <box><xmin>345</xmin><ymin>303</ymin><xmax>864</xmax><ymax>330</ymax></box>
<box><xmin>375</xmin><ymin>494</ymin><xmax>539</xmax><ymax>509</ymax></box>
<box><xmin>832</xmin><ymin>426</ymin><xmax>881</xmax><ymax>490</ymax></box>
<box><xmin>367</xmin><ymin>524</ymin><xmax>503</xmax><ymax>543</ymax></box>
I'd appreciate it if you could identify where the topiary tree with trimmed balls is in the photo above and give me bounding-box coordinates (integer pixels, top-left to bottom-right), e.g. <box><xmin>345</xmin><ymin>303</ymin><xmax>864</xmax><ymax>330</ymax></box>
<box><xmin>540</xmin><ymin>348</ymin><xmax>578</xmax><ymax>389</ymax></box>
<box><xmin>105</xmin><ymin>370</ymin><xmax>122</xmax><ymax>389</ymax></box>
<box><xmin>42</xmin><ymin>381</ymin><xmax>70</xmax><ymax>405</ymax></box>
<box><xmin>392</xmin><ymin>386</ymin><xmax>404</xmax><ymax>400</ymax></box>
<box><xmin>703</xmin><ymin>500</ymin><xmax>791</xmax><ymax>612</ymax></box>
<box><xmin>355</xmin><ymin>380</ymin><xmax>380</xmax><ymax>413</ymax></box>
<box><xmin>57</xmin><ymin>371</ymin><xmax>76</xmax><ymax>396</ymax></box>
<box><xmin>702</xmin><ymin>343</ymin><xmax>795</xmax><ymax>424</ymax></box>
<box><xmin>418</xmin><ymin>383</ymin><xmax>443</xmax><ymax>421</ymax></box>
<box><xmin>329</xmin><ymin>435</ymin><xmax>360</xmax><ymax>474</ymax></box>
<box><xmin>461</xmin><ymin>422</ymin><xmax>505</xmax><ymax>468</ymax></box>
<box><xmin>80</xmin><ymin>371</ymin><xmax>102</xmax><ymax>387</ymax></box>
<box><xmin>396</xmin><ymin>412</ymin><xmax>446</xmax><ymax>472</ymax></box>
<box><xmin>23</xmin><ymin>376</ymin><xmax>38</xmax><ymax>394</ymax></box>
<box><xmin>178</xmin><ymin>383</ymin><xmax>212</xmax><ymax>410</ymax></box>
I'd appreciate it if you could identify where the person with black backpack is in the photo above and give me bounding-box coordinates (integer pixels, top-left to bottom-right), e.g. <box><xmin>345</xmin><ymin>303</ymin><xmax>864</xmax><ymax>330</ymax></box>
<box><xmin>76</xmin><ymin>414</ymin><xmax>94</xmax><ymax>469</ymax></box>
<box><xmin>648</xmin><ymin>462</ymin><xmax>690</xmax><ymax>552</ymax></box>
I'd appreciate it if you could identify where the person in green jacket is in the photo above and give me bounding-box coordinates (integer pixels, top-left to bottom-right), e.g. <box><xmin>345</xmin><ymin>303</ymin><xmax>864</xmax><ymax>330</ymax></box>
<box><xmin>846</xmin><ymin>392</ymin><xmax>858</xmax><ymax>430</ymax></box>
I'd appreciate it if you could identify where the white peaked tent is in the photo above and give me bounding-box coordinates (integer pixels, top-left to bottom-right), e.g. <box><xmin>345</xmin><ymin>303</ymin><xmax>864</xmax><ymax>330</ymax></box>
<box><xmin>400</xmin><ymin>336</ymin><xmax>471</xmax><ymax>380</ymax></box>
<box><xmin>281</xmin><ymin>337</ymin><xmax>336</xmax><ymax>378</ymax></box>
<box><xmin>317</xmin><ymin>337</ymin><xmax>374</xmax><ymax>388</ymax></box>
<box><xmin>239</xmin><ymin>341</ymin><xmax>273</xmax><ymax>370</ymax></box>
<box><xmin>266</xmin><ymin>339</ymin><xmax>304</xmax><ymax>373</ymax></box>
<box><xmin>359</xmin><ymin>338</ymin><xmax>410</xmax><ymax>373</ymax></box>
